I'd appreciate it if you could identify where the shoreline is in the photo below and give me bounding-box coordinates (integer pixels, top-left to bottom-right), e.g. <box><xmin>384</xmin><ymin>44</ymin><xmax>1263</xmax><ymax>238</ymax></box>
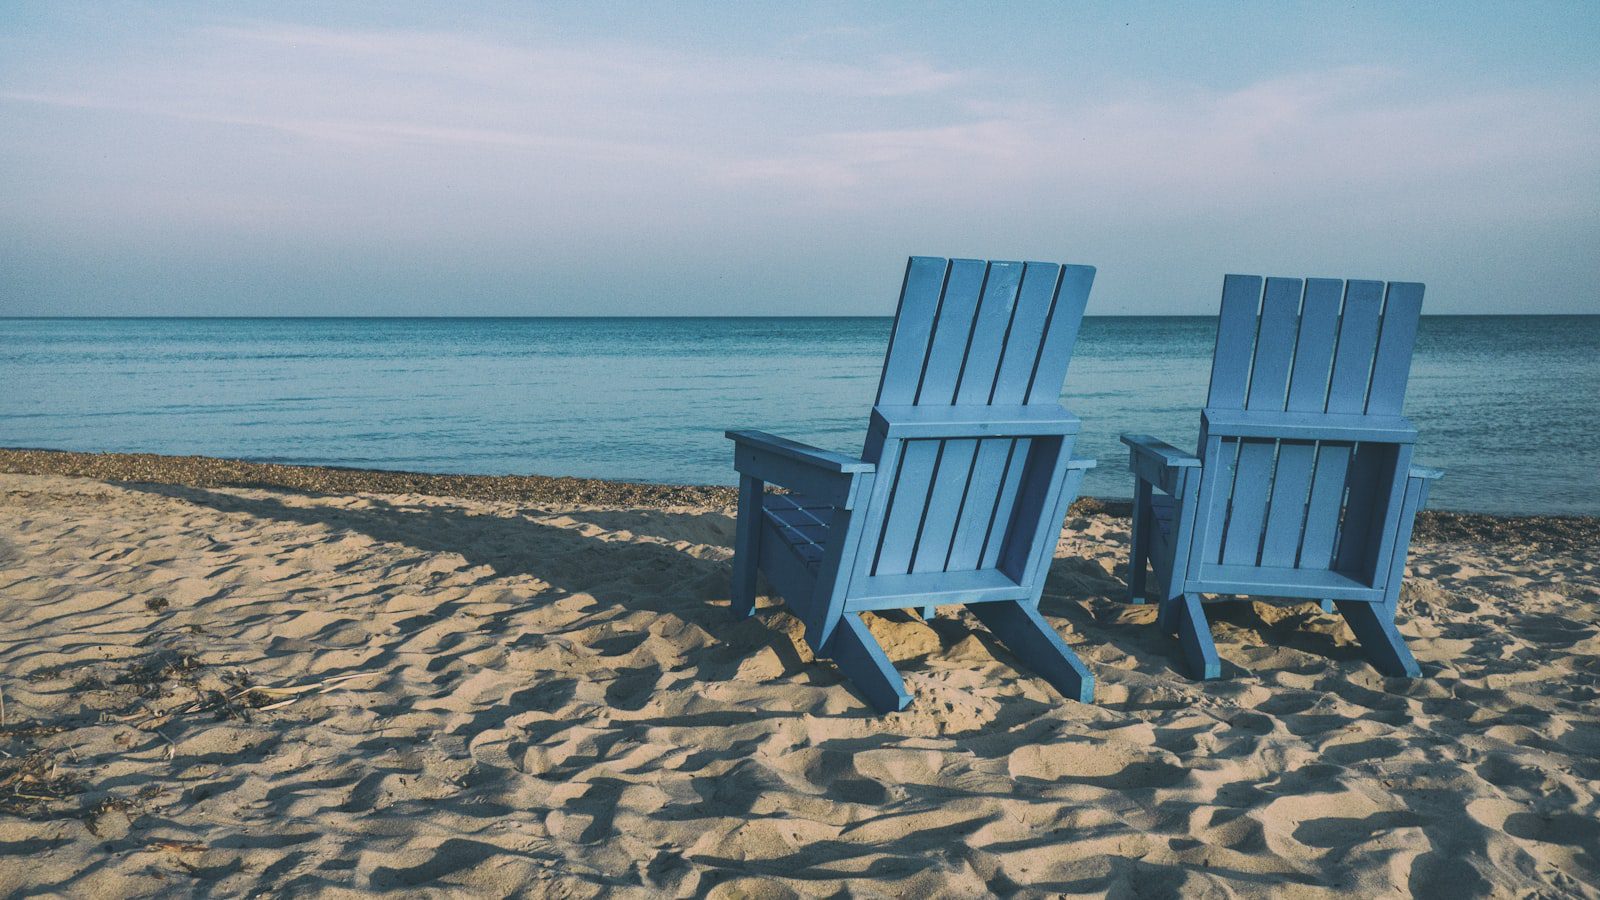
<box><xmin>3</xmin><ymin>446</ymin><xmax>1595</xmax><ymax>552</ymax></box>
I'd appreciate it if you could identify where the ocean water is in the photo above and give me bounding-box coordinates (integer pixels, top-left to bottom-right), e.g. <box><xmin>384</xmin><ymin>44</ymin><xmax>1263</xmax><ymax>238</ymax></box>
<box><xmin>2</xmin><ymin>316</ymin><xmax>1596</xmax><ymax>515</ymax></box>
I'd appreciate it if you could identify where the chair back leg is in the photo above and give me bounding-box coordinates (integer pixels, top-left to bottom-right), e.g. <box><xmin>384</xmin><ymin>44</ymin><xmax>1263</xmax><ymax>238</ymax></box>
<box><xmin>828</xmin><ymin>613</ymin><xmax>911</xmax><ymax>713</ymax></box>
<box><xmin>968</xmin><ymin>601</ymin><xmax>1094</xmax><ymax>703</ymax></box>
<box><xmin>1336</xmin><ymin>601</ymin><xmax>1422</xmax><ymax>677</ymax></box>
<box><xmin>1175</xmin><ymin>593</ymin><xmax>1222</xmax><ymax>680</ymax></box>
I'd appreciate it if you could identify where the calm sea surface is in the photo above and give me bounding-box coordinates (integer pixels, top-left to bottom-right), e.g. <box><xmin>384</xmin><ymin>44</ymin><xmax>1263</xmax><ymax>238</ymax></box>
<box><xmin>2</xmin><ymin>317</ymin><xmax>1596</xmax><ymax>515</ymax></box>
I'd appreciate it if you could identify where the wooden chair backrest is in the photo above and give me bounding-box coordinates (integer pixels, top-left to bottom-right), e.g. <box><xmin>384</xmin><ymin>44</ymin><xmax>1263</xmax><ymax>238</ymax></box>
<box><xmin>863</xmin><ymin>257</ymin><xmax>1094</xmax><ymax>577</ymax></box>
<box><xmin>1195</xmin><ymin>275</ymin><xmax>1424</xmax><ymax>578</ymax></box>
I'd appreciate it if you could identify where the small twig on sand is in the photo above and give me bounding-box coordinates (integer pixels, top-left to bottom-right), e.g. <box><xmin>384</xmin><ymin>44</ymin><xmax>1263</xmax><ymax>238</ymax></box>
<box><xmin>149</xmin><ymin>840</ymin><xmax>208</xmax><ymax>854</ymax></box>
<box><xmin>228</xmin><ymin>670</ymin><xmax>375</xmax><ymax>703</ymax></box>
<box><xmin>225</xmin><ymin>671</ymin><xmax>377</xmax><ymax>711</ymax></box>
<box><xmin>154</xmin><ymin>729</ymin><xmax>177</xmax><ymax>761</ymax></box>
<box><xmin>107</xmin><ymin>668</ymin><xmax>378</xmax><ymax>728</ymax></box>
<box><xmin>2</xmin><ymin>685</ymin><xmax>7</xmax><ymax>728</ymax></box>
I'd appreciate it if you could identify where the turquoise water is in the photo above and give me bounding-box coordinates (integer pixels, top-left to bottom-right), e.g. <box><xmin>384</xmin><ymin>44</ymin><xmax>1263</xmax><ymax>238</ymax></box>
<box><xmin>2</xmin><ymin>316</ymin><xmax>1596</xmax><ymax>515</ymax></box>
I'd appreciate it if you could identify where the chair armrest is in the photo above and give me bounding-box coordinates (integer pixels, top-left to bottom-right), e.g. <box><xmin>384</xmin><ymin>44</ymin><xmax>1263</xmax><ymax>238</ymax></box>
<box><xmin>1403</xmin><ymin>464</ymin><xmax>1443</xmax><ymax>520</ymax></box>
<box><xmin>1120</xmin><ymin>434</ymin><xmax>1198</xmax><ymax>495</ymax></box>
<box><xmin>726</xmin><ymin>430</ymin><xmax>874</xmax><ymax>509</ymax></box>
<box><xmin>725</xmin><ymin>430</ymin><xmax>873</xmax><ymax>473</ymax></box>
<box><xmin>1121</xmin><ymin>434</ymin><xmax>1199</xmax><ymax>467</ymax></box>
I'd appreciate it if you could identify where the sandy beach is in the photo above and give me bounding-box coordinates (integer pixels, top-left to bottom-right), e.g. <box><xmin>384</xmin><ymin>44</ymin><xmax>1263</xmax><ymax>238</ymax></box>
<box><xmin>1</xmin><ymin>451</ymin><xmax>1596</xmax><ymax>897</ymax></box>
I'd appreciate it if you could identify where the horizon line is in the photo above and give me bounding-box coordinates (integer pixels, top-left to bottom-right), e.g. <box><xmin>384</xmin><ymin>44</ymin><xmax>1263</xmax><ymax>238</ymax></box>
<box><xmin>5</xmin><ymin>312</ymin><xmax>1596</xmax><ymax>321</ymax></box>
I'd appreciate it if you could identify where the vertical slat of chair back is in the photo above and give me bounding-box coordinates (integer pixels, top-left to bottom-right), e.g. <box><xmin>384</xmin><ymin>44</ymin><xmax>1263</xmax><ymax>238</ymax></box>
<box><xmin>1285</xmin><ymin>280</ymin><xmax>1345</xmax><ymax>412</ymax></box>
<box><xmin>1026</xmin><ymin>265</ymin><xmax>1095</xmax><ymax>404</ymax></box>
<box><xmin>874</xmin><ymin>257</ymin><xmax>950</xmax><ymax>409</ymax></box>
<box><xmin>899</xmin><ymin>259</ymin><xmax>991</xmax><ymax>574</ymax></box>
<box><xmin>1326</xmin><ymin>281</ymin><xmax>1385</xmax><ymax>413</ymax></box>
<box><xmin>1204</xmin><ymin>274</ymin><xmax>1265</xmax><ymax>410</ymax></box>
<box><xmin>1198</xmin><ymin>275</ymin><xmax>1426</xmax><ymax>579</ymax></box>
<box><xmin>864</xmin><ymin>256</ymin><xmax>1094</xmax><ymax>578</ymax></box>
<box><xmin>1365</xmin><ymin>283</ymin><xmax>1424</xmax><ymax>416</ymax></box>
<box><xmin>1219</xmin><ymin>278</ymin><xmax>1302</xmax><ymax>565</ymax></box>
<box><xmin>1336</xmin><ymin>282</ymin><xmax>1423</xmax><ymax>579</ymax></box>
<box><xmin>1261</xmin><ymin>279</ymin><xmax>1341</xmax><ymax>567</ymax></box>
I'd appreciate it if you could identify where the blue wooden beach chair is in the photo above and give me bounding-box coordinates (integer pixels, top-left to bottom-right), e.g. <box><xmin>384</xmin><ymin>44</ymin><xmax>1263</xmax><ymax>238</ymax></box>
<box><xmin>727</xmin><ymin>257</ymin><xmax>1098</xmax><ymax>713</ymax></box>
<box><xmin>1122</xmin><ymin>275</ymin><xmax>1442</xmax><ymax>680</ymax></box>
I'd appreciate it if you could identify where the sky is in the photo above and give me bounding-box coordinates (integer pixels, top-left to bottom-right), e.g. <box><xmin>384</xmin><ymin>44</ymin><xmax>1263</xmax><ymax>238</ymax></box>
<box><xmin>2</xmin><ymin>1</ymin><xmax>1597</xmax><ymax>316</ymax></box>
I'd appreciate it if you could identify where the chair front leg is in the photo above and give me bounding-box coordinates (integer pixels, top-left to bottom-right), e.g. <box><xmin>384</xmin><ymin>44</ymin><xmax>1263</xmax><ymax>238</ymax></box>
<box><xmin>1128</xmin><ymin>478</ymin><xmax>1152</xmax><ymax>604</ymax></box>
<box><xmin>731</xmin><ymin>474</ymin><xmax>763</xmax><ymax>618</ymax></box>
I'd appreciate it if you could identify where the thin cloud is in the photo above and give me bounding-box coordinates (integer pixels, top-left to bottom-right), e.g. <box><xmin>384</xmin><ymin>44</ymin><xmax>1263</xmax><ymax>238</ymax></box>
<box><xmin>3</xmin><ymin>22</ymin><xmax>969</xmax><ymax>166</ymax></box>
<box><xmin>716</xmin><ymin>66</ymin><xmax>1600</xmax><ymax>222</ymax></box>
<box><xmin>202</xmin><ymin>22</ymin><xmax>968</xmax><ymax>99</ymax></box>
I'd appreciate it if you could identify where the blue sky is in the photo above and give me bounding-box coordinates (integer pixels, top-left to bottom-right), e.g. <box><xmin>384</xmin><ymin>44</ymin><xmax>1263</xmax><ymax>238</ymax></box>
<box><xmin>2</xmin><ymin>2</ymin><xmax>1597</xmax><ymax>315</ymax></box>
